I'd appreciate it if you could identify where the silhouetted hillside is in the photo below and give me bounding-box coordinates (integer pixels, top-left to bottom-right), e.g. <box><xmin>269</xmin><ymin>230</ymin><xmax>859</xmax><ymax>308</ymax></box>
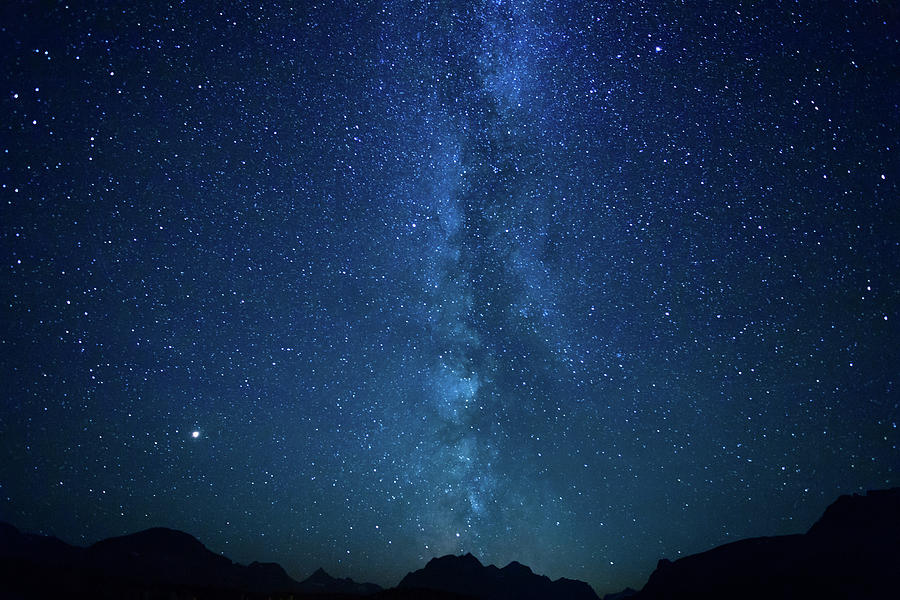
<box><xmin>300</xmin><ymin>566</ymin><xmax>384</xmax><ymax>595</ymax></box>
<box><xmin>0</xmin><ymin>520</ymin><xmax>82</xmax><ymax>567</ymax></box>
<box><xmin>2</xmin><ymin>488</ymin><xmax>897</xmax><ymax>599</ymax></box>
<box><xmin>85</xmin><ymin>527</ymin><xmax>242</xmax><ymax>589</ymax></box>
<box><xmin>636</xmin><ymin>488</ymin><xmax>900</xmax><ymax>599</ymax></box>
<box><xmin>602</xmin><ymin>587</ymin><xmax>638</xmax><ymax>600</ymax></box>
<box><xmin>0</xmin><ymin>522</ymin><xmax>381</xmax><ymax>599</ymax></box>
<box><xmin>398</xmin><ymin>553</ymin><xmax>599</xmax><ymax>600</ymax></box>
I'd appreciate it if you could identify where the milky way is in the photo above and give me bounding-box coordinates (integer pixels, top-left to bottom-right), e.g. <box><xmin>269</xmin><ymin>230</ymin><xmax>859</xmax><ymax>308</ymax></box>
<box><xmin>1</xmin><ymin>1</ymin><xmax>898</xmax><ymax>594</ymax></box>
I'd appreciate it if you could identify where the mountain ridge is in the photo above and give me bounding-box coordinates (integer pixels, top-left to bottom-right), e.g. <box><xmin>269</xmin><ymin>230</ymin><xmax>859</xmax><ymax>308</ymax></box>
<box><xmin>1</xmin><ymin>487</ymin><xmax>898</xmax><ymax>599</ymax></box>
<box><xmin>633</xmin><ymin>487</ymin><xmax>900</xmax><ymax>599</ymax></box>
<box><xmin>0</xmin><ymin>521</ymin><xmax>381</xmax><ymax>597</ymax></box>
<box><xmin>398</xmin><ymin>552</ymin><xmax>599</xmax><ymax>600</ymax></box>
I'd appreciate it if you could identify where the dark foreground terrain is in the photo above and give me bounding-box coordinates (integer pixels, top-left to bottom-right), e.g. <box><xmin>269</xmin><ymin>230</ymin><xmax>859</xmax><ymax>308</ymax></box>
<box><xmin>2</xmin><ymin>488</ymin><xmax>898</xmax><ymax>600</ymax></box>
<box><xmin>633</xmin><ymin>487</ymin><xmax>900</xmax><ymax>600</ymax></box>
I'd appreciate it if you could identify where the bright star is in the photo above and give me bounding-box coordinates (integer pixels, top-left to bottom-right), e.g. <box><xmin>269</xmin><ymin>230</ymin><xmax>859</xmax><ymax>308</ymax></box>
<box><xmin>191</xmin><ymin>430</ymin><xmax>200</xmax><ymax>439</ymax></box>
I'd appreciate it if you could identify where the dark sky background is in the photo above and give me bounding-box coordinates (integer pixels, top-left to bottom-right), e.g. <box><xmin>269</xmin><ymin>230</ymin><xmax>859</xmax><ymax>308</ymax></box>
<box><xmin>1</xmin><ymin>0</ymin><xmax>898</xmax><ymax>595</ymax></box>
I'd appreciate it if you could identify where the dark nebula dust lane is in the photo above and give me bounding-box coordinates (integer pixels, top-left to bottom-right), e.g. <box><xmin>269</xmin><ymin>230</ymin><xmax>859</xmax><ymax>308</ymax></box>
<box><xmin>1</xmin><ymin>1</ymin><xmax>897</xmax><ymax>595</ymax></box>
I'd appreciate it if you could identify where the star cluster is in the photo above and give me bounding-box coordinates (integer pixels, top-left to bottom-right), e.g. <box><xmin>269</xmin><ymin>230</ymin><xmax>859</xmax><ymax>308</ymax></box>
<box><xmin>1</xmin><ymin>1</ymin><xmax>897</xmax><ymax>594</ymax></box>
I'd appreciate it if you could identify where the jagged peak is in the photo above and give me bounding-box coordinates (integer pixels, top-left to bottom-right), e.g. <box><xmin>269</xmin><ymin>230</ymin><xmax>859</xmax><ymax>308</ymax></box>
<box><xmin>306</xmin><ymin>566</ymin><xmax>335</xmax><ymax>581</ymax></box>
<box><xmin>401</xmin><ymin>553</ymin><xmax>600</xmax><ymax>599</ymax></box>
<box><xmin>501</xmin><ymin>560</ymin><xmax>534</xmax><ymax>575</ymax></box>
<box><xmin>425</xmin><ymin>552</ymin><xmax>485</xmax><ymax>570</ymax></box>
<box><xmin>807</xmin><ymin>487</ymin><xmax>900</xmax><ymax>537</ymax></box>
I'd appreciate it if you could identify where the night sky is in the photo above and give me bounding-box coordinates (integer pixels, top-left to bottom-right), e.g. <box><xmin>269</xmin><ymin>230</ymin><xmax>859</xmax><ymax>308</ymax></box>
<box><xmin>1</xmin><ymin>1</ymin><xmax>898</xmax><ymax>595</ymax></box>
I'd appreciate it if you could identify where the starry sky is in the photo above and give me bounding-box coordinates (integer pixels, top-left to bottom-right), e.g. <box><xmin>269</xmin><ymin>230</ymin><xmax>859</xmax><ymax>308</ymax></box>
<box><xmin>1</xmin><ymin>1</ymin><xmax>898</xmax><ymax>595</ymax></box>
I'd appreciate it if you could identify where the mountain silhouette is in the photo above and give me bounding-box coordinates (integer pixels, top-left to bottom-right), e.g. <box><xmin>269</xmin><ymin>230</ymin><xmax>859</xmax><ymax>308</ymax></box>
<box><xmin>85</xmin><ymin>527</ymin><xmax>242</xmax><ymax>589</ymax></box>
<box><xmin>299</xmin><ymin>566</ymin><xmax>384</xmax><ymax>595</ymax></box>
<box><xmin>2</xmin><ymin>488</ymin><xmax>897</xmax><ymax>599</ymax></box>
<box><xmin>635</xmin><ymin>487</ymin><xmax>900</xmax><ymax>599</ymax></box>
<box><xmin>398</xmin><ymin>552</ymin><xmax>599</xmax><ymax>600</ymax></box>
<box><xmin>601</xmin><ymin>587</ymin><xmax>638</xmax><ymax>600</ymax></box>
<box><xmin>0</xmin><ymin>522</ymin><xmax>381</xmax><ymax>598</ymax></box>
<box><xmin>0</xmin><ymin>520</ymin><xmax>82</xmax><ymax>567</ymax></box>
